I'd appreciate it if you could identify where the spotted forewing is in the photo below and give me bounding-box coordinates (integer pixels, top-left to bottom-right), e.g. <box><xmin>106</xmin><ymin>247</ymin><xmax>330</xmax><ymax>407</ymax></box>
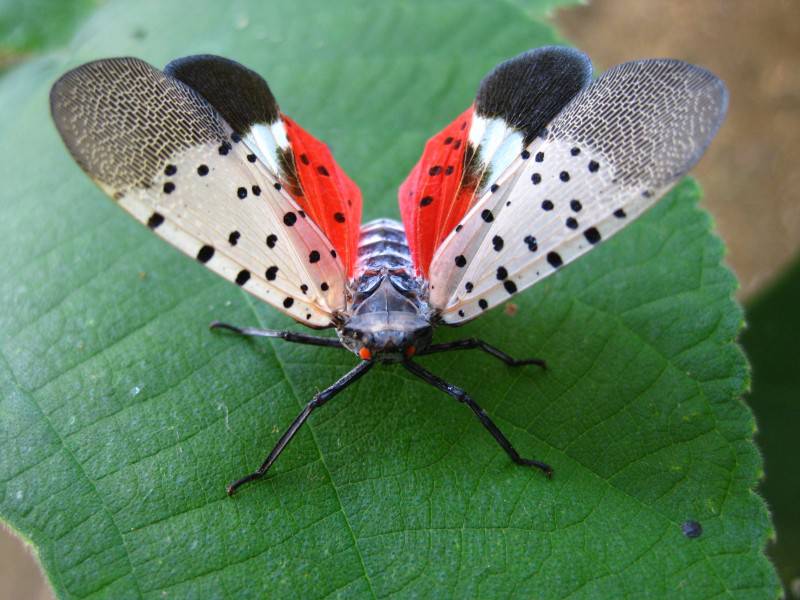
<box><xmin>50</xmin><ymin>56</ymin><xmax>361</xmax><ymax>328</ymax></box>
<box><xmin>400</xmin><ymin>53</ymin><xmax>728</xmax><ymax>324</ymax></box>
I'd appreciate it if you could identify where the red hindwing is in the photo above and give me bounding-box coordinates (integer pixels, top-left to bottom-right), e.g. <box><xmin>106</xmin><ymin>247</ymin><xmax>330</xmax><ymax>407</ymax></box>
<box><xmin>282</xmin><ymin>115</ymin><xmax>362</xmax><ymax>276</ymax></box>
<box><xmin>398</xmin><ymin>107</ymin><xmax>476</xmax><ymax>277</ymax></box>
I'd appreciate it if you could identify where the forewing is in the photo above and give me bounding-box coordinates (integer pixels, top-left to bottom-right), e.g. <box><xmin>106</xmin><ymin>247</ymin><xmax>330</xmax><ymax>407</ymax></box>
<box><xmin>399</xmin><ymin>46</ymin><xmax>593</xmax><ymax>276</ymax></box>
<box><xmin>429</xmin><ymin>59</ymin><xmax>728</xmax><ymax>324</ymax></box>
<box><xmin>50</xmin><ymin>57</ymin><xmax>346</xmax><ymax>328</ymax></box>
<box><xmin>164</xmin><ymin>55</ymin><xmax>363</xmax><ymax>276</ymax></box>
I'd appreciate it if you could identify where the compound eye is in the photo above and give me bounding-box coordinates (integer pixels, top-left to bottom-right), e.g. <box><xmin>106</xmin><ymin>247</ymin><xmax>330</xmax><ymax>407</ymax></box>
<box><xmin>404</xmin><ymin>345</ymin><xmax>416</xmax><ymax>358</ymax></box>
<box><xmin>358</xmin><ymin>347</ymin><xmax>373</xmax><ymax>361</ymax></box>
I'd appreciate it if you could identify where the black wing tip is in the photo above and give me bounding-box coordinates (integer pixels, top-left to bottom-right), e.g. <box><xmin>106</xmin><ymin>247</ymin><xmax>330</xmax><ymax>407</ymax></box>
<box><xmin>514</xmin><ymin>45</ymin><xmax>593</xmax><ymax>78</ymax></box>
<box><xmin>475</xmin><ymin>45</ymin><xmax>593</xmax><ymax>141</ymax></box>
<box><xmin>164</xmin><ymin>54</ymin><xmax>247</xmax><ymax>78</ymax></box>
<box><xmin>164</xmin><ymin>54</ymin><xmax>280</xmax><ymax>133</ymax></box>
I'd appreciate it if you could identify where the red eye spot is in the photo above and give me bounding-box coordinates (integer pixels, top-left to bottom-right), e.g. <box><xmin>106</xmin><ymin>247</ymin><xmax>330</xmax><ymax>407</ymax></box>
<box><xmin>359</xmin><ymin>347</ymin><xmax>372</xmax><ymax>361</ymax></box>
<box><xmin>405</xmin><ymin>345</ymin><xmax>416</xmax><ymax>358</ymax></box>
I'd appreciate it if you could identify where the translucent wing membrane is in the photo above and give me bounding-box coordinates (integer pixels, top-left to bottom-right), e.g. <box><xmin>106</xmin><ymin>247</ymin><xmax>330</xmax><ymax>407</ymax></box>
<box><xmin>399</xmin><ymin>47</ymin><xmax>593</xmax><ymax>276</ymax></box>
<box><xmin>427</xmin><ymin>58</ymin><xmax>728</xmax><ymax>324</ymax></box>
<box><xmin>51</xmin><ymin>56</ymin><xmax>362</xmax><ymax>327</ymax></box>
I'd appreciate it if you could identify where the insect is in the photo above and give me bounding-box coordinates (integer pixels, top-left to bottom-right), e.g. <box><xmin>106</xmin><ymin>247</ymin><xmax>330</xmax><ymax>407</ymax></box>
<box><xmin>50</xmin><ymin>47</ymin><xmax>727</xmax><ymax>495</ymax></box>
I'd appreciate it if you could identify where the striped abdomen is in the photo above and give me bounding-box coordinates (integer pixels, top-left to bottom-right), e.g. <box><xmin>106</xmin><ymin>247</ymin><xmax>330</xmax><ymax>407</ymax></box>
<box><xmin>351</xmin><ymin>218</ymin><xmax>416</xmax><ymax>291</ymax></box>
<box><xmin>354</xmin><ymin>219</ymin><xmax>412</xmax><ymax>273</ymax></box>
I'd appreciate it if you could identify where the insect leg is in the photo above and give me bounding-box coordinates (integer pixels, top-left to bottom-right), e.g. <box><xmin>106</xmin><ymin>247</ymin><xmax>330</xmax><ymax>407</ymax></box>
<box><xmin>403</xmin><ymin>360</ymin><xmax>552</xmax><ymax>477</ymax></box>
<box><xmin>210</xmin><ymin>321</ymin><xmax>344</xmax><ymax>348</ymax></box>
<box><xmin>227</xmin><ymin>359</ymin><xmax>374</xmax><ymax>495</ymax></box>
<box><xmin>420</xmin><ymin>338</ymin><xmax>546</xmax><ymax>368</ymax></box>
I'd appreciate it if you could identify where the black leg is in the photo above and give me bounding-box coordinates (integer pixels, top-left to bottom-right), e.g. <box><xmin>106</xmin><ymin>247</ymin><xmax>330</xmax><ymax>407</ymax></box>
<box><xmin>403</xmin><ymin>360</ymin><xmax>552</xmax><ymax>477</ymax></box>
<box><xmin>227</xmin><ymin>360</ymin><xmax>374</xmax><ymax>496</ymax></box>
<box><xmin>420</xmin><ymin>338</ymin><xmax>546</xmax><ymax>368</ymax></box>
<box><xmin>210</xmin><ymin>321</ymin><xmax>344</xmax><ymax>349</ymax></box>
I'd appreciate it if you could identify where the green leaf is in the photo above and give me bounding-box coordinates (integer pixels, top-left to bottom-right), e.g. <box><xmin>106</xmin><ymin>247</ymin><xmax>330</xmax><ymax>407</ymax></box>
<box><xmin>0</xmin><ymin>0</ymin><xmax>97</xmax><ymax>70</ymax></box>
<box><xmin>742</xmin><ymin>257</ymin><xmax>800</xmax><ymax>590</ymax></box>
<box><xmin>0</xmin><ymin>1</ymin><xmax>779</xmax><ymax>598</ymax></box>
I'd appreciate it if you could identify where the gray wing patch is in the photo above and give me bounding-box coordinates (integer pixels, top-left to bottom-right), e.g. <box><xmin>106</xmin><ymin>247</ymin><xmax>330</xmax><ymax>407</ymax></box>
<box><xmin>50</xmin><ymin>57</ymin><xmax>227</xmax><ymax>195</ymax></box>
<box><xmin>549</xmin><ymin>59</ymin><xmax>728</xmax><ymax>187</ymax></box>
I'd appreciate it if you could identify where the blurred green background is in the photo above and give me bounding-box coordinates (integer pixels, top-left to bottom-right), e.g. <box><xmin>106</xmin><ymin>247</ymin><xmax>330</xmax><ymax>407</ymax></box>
<box><xmin>1</xmin><ymin>0</ymin><xmax>797</xmax><ymax>598</ymax></box>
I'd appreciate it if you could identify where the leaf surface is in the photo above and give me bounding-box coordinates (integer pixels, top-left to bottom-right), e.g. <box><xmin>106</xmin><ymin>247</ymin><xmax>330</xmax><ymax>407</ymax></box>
<box><xmin>0</xmin><ymin>1</ymin><xmax>779</xmax><ymax>598</ymax></box>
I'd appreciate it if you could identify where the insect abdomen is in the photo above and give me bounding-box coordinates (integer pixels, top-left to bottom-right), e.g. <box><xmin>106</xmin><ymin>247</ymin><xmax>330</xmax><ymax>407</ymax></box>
<box><xmin>354</xmin><ymin>219</ymin><xmax>414</xmax><ymax>279</ymax></box>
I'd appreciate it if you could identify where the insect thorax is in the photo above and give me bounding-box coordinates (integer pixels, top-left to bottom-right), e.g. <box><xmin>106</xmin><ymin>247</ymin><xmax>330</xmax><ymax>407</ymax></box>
<box><xmin>337</xmin><ymin>219</ymin><xmax>433</xmax><ymax>362</ymax></box>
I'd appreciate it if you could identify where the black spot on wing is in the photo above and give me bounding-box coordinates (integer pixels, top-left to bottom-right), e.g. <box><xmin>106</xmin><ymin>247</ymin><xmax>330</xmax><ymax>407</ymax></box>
<box><xmin>475</xmin><ymin>46</ymin><xmax>592</xmax><ymax>143</ymax></box>
<box><xmin>197</xmin><ymin>245</ymin><xmax>214</xmax><ymax>263</ymax></box>
<box><xmin>547</xmin><ymin>251</ymin><xmax>562</xmax><ymax>268</ymax></box>
<box><xmin>164</xmin><ymin>54</ymin><xmax>280</xmax><ymax>132</ymax></box>
<box><xmin>235</xmin><ymin>270</ymin><xmax>250</xmax><ymax>286</ymax></box>
<box><xmin>584</xmin><ymin>227</ymin><xmax>601</xmax><ymax>244</ymax></box>
<box><xmin>147</xmin><ymin>212</ymin><xmax>164</xmax><ymax>229</ymax></box>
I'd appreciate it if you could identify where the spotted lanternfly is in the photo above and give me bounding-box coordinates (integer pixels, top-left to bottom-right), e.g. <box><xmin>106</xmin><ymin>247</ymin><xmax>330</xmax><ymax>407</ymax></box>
<box><xmin>50</xmin><ymin>48</ymin><xmax>727</xmax><ymax>495</ymax></box>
